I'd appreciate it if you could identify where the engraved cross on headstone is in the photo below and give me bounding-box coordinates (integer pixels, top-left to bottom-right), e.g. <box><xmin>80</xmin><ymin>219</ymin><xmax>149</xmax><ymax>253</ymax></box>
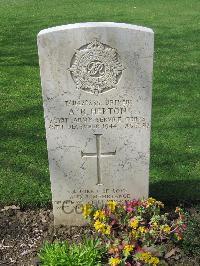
<box><xmin>81</xmin><ymin>134</ymin><xmax>116</xmax><ymax>185</ymax></box>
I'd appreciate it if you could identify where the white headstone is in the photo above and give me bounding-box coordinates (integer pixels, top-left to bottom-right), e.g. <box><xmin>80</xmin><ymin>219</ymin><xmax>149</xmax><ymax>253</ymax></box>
<box><xmin>37</xmin><ymin>22</ymin><xmax>154</xmax><ymax>225</ymax></box>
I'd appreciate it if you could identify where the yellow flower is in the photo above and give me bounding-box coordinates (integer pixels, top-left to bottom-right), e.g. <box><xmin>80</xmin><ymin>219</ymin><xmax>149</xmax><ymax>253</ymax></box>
<box><xmin>138</xmin><ymin>226</ymin><xmax>148</xmax><ymax>234</ymax></box>
<box><xmin>104</xmin><ymin>225</ymin><xmax>111</xmax><ymax>235</ymax></box>
<box><xmin>82</xmin><ymin>203</ymin><xmax>92</xmax><ymax>218</ymax></box>
<box><xmin>107</xmin><ymin>200</ymin><xmax>117</xmax><ymax>212</ymax></box>
<box><xmin>93</xmin><ymin>210</ymin><xmax>106</xmax><ymax>220</ymax></box>
<box><xmin>161</xmin><ymin>224</ymin><xmax>171</xmax><ymax>234</ymax></box>
<box><xmin>94</xmin><ymin>220</ymin><xmax>104</xmax><ymax>231</ymax></box>
<box><xmin>152</xmin><ymin>222</ymin><xmax>159</xmax><ymax>229</ymax></box>
<box><xmin>130</xmin><ymin>218</ymin><xmax>139</xmax><ymax>229</ymax></box>
<box><xmin>93</xmin><ymin>220</ymin><xmax>111</xmax><ymax>235</ymax></box>
<box><xmin>123</xmin><ymin>244</ymin><xmax>134</xmax><ymax>256</ymax></box>
<box><xmin>149</xmin><ymin>256</ymin><xmax>160</xmax><ymax>265</ymax></box>
<box><xmin>146</xmin><ymin>197</ymin><xmax>164</xmax><ymax>208</ymax></box>
<box><xmin>109</xmin><ymin>257</ymin><xmax>121</xmax><ymax>266</ymax></box>
<box><xmin>131</xmin><ymin>229</ymin><xmax>140</xmax><ymax>240</ymax></box>
<box><xmin>146</xmin><ymin>197</ymin><xmax>156</xmax><ymax>207</ymax></box>
<box><xmin>137</xmin><ymin>252</ymin><xmax>159</xmax><ymax>266</ymax></box>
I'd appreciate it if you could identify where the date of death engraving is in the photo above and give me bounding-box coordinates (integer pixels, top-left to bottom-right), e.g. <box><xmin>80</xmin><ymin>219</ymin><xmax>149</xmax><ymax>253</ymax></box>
<box><xmin>48</xmin><ymin>116</ymin><xmax>150</xmax><ymax>130</ymax></box>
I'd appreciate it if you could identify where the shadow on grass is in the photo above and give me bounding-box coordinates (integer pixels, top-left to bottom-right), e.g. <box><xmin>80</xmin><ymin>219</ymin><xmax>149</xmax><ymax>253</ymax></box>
<box><xmin>1</xmin><ymin>104</ymin><xmax>49</xmax><ymax>184</ymax></box>
<box><xmin>150</xmin><ymin>180</ymin><xmax>200</xmax><ymax>202</ymax></box>
<box><xmin>149</xmin><ymin>126</ymin><xmax>200</xmax><ymax>202</ymax></box>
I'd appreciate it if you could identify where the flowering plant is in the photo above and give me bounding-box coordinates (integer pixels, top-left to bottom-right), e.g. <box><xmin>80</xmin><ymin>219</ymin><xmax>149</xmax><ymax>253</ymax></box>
<box><xmin>82</xmin><ymin>198</ymin><xmax>187</xmax><ymax>266</ymax></box>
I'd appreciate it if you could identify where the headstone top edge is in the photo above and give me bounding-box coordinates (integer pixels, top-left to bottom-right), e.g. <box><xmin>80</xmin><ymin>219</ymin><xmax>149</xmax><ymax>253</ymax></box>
<box><xmin>37</xmin><ymin>22</ymin><xmax>154</xmax><ymax>37</ymax></box>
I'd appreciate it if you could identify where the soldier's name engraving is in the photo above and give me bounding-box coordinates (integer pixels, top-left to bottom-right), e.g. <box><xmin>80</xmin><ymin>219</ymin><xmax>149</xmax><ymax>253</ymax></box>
<box><xmin>79</xmin><ymin>107</ymin><xmax>127</xmax><ymax>116</ymax></box>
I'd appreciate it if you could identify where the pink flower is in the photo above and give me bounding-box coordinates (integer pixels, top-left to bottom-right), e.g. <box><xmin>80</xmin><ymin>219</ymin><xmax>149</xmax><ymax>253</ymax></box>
<box><xmin>124</xmin><ymin>200</ymin><xmax>141</xmax><ymax>212</ymax></box>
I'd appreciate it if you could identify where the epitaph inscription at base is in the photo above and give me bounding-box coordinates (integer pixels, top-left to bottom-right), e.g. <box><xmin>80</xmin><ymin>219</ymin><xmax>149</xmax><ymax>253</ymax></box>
<box><xmin>38</xmin><ymin>22</ymin><xmax>154</xmax><ymax>225</ymax></box>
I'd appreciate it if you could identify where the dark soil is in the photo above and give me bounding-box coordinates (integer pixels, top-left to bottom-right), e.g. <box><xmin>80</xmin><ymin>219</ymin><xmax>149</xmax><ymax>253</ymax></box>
<box><xmin>0</xmin><ymin>206</ymin><xmax>90</xmax><ymax>266</ymax></box>
<box><xmin>0</xmin><ymin>206</ymin><xmax>199</xmax><ymax>266</ymax></box>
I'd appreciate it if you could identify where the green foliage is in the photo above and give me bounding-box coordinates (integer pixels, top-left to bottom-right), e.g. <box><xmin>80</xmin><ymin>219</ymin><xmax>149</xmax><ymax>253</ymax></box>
<box><xmin>182</xmin><ymin>207</ymin><xmax>200</xmax><ymax>256</ymax></box>
<box><xmin>38</xmin><ymin>238</ymin><xmax>105</xmax><ymax>266</ymax></box>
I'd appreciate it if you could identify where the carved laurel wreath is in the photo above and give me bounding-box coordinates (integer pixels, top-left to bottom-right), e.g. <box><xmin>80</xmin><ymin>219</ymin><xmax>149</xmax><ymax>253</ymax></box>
<box><xmin>69</xmin><ymin>40</ymin><xmax>123</xmax><ymax>95</ymax></box>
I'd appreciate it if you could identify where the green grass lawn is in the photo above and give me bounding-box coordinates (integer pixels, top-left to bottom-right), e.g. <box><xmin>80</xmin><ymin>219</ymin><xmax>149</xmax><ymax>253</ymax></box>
<box><xmin>0</xmin><ymin>0</ymin><xmax>199</xmax><ymax>206</ymax></box>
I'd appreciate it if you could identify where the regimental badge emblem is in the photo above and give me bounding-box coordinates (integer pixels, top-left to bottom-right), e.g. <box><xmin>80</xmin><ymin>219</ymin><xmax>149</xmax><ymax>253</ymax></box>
<box><xmin>69</xmin><ymin>40</ymin><xmax>124</xmax><ymax>95</ymax></box>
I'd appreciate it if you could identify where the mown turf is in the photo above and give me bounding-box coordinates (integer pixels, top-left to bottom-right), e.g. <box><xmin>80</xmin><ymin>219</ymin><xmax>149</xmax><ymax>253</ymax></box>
<box><xmin>0</xmin><ymin>0</ymin><xmax>199</xmax><ymax>206</ymax></box>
